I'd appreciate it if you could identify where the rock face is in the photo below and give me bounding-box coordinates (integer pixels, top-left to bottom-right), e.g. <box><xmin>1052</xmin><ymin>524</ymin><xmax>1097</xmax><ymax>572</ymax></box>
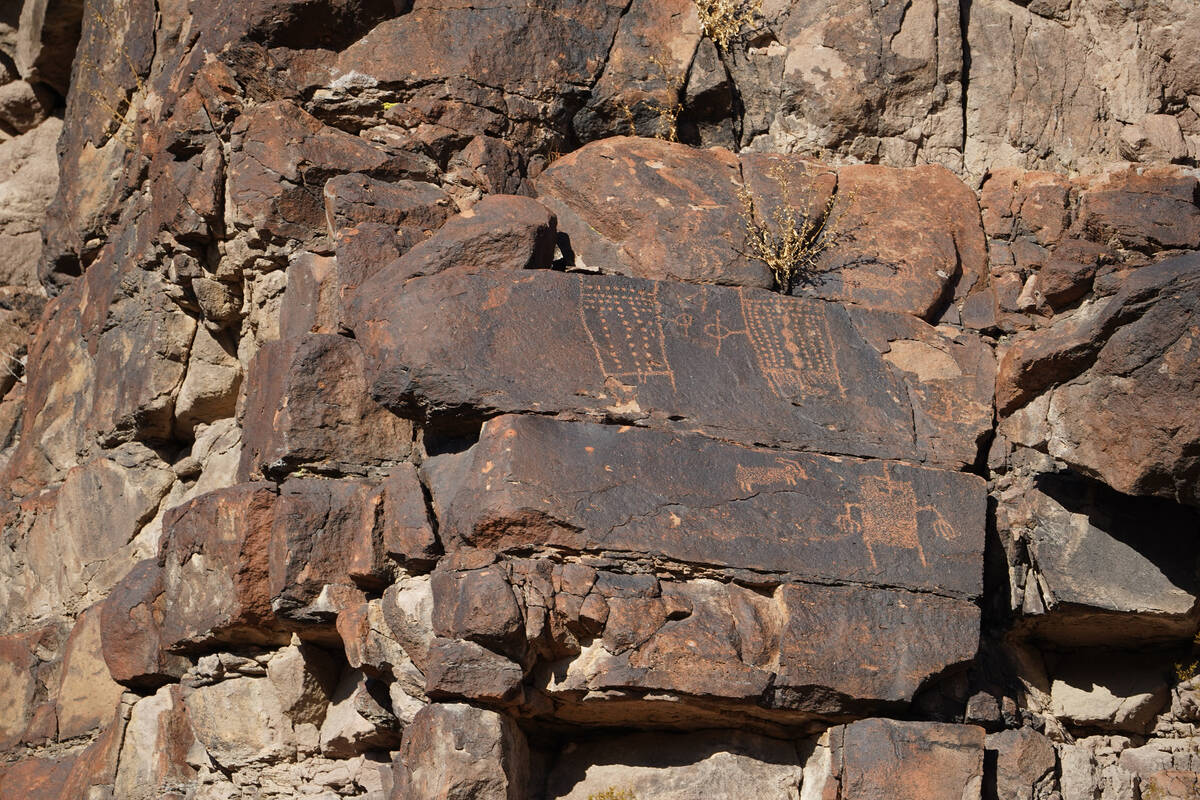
<box><xmin>5</xmin><ymin>0</ymin><xmax>1200</xmax><ymax>798</ymax></box>
<box><xmin>350</xmin><ymin>269</ymin><xmax>994</xmax><ymax>469</ymax></box>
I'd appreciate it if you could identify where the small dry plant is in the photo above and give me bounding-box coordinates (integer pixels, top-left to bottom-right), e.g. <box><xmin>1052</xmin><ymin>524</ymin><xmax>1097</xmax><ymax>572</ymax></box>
<box><xmin>619</xmin><ymin>56</ymin><xmax>685</xmax><ymax>142</ymax></box>
<box><xmin>737</xmin><ymin>163</ymin><xmax>856</xmax><ymax>294</ymax></box>
<box><xmin>587</xmin><ymin>788</ymin><xmax>636</xmax><ymax>800</ymax></box>
<box><xmin>694</xmin><ymin>0</ymin><xmax>763</xmax><ymax>51</ymax></box>
<box><xmin>78</xmin><ymin>7</ymin><xmax>146</xmax><ymax>148</ymax></box>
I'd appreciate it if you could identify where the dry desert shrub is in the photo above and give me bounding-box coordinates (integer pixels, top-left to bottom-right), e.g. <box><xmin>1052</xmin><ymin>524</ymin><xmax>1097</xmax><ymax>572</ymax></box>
<box><xmin>694</xmin><ymin>0</ymin><xmax>763</xmax><ymax>50</ymax></box>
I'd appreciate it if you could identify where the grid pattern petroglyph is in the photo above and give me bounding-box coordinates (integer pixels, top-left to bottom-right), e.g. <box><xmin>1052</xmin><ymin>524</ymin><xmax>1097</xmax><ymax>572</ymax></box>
<box><xmin>579</xmin><ymin>279</ymin><xmax>674</xmax><ymax>385</ymax></box>
<box><xmin>738</xmin><ymin>292</ymin><xmax>845</xmax><ymax>401</ymax></box>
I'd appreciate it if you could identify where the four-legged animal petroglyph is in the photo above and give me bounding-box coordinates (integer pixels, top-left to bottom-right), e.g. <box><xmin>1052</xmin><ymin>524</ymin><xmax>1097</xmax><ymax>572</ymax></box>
<box><xmin>837</xmin><ymin>471</ymin><xmax>955</xmax><ymax>570</ymax></box>
<box><xmin>735</xmin><ymin>457</ymin><xmax>809</xmax><ymax>493</ymax></box>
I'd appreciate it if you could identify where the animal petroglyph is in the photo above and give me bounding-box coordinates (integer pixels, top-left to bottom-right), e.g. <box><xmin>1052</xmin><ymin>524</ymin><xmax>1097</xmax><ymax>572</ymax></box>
<box><xmin>579</xmin><ymin>277</ymin><xmax>675</xmax><ymax>388</ymax></box>
<box><xmin>837</xmin><ymin>471</ymin><xmax>956</xmax><ymax>570</ymax></box>
<box><xmin>738</xmin><ymin>291</ymin><xmax>845</xmax><ymax>402</ymax></box>
<box><xmin>735</xmin><ymin>457</ymin><xmax>809</xmax><ymax>493</ymax></box>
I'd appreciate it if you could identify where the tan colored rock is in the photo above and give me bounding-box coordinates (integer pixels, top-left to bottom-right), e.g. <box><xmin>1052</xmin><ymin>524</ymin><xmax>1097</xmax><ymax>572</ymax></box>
<box><xmin>546</xmin><ymin>730</ymin><xmax>804</xmax><ymax>799</ymax></box>
<box><xmin>113</xmin><ymin>685</ymin><xmax>197</xmax><ymax>800</ymax></box>
<box><xmin>174</xmin><ymin>324</ymin><xmax>242</xmax><ymax>437</ymax></box>
<box><xmin>54</xmin><ymin>604</ymin><xmax>124</xmax><ymax>739</ymax></box>
<box><xmin>183</xmin><ymin>674</ymin><xmax>294</xmax><ymax>769</ymax></box>
<box><xmin>391</xmin><ymin>703</ymin><xmax>529</xmax><ymax>800</ymax></box>
<box><xmin>319</xmin><ymin>668</ymin><xmax>403</xmax><ymax>757</ymax></box>
<box><xmin>1050</xmin><ymin>653</ymin><xmax>1170</xmax><ymax>734</ymax></box>
<box><xmin>0</xmin><ymin>117</ymin><xmax>59</xmax><ymax>287</ymax></box>
<box><xmin>266</xmin><ymin>642</ymin><xmax>339</xmax><ymax>727</ymax></box>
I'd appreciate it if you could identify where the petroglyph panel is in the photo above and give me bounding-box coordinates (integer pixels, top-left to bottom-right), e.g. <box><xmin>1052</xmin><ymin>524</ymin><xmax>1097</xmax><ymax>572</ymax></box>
<box><xmin>350</xmin><ymin>270</ymin><xmax>993</xmax><ymax>467</ymax></box>
<box><xmin>426</xmin><ymin>415</ymin><xmax>986</xmax><ymax>599</ymax></box>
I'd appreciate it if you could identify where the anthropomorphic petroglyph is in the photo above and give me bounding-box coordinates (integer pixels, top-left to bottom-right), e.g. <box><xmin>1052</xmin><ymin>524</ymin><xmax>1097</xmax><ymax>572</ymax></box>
<box><xmin>738</xmin><ymin>291</ymin><xmax>846</xmax><ymax>402</ymax></box>
<box><xmin>837</xmin><ymin>471</ymin><xmax>956</xmax><ymax>569</ymax></box>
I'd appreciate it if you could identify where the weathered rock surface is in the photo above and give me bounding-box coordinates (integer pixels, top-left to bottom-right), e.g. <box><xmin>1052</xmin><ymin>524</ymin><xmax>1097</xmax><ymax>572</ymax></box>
<box><xmin>812</xmin><ymin>719</ymin><xmax>986</xmax><ymax>800</ymax></box>
<box><xmin>544</xmin><ymin>730</ymin><xmax>805</xmax><ymax>799</ymax></box>
<box><xmin>239</xmin><ymin>333</ymin><xmax>413</xmax><ymax>480</ymax></box>
<box><xmin>350</xmin><ymin>270</ymin><xmax>994</xmax><ymax>468</ymax></box>
<box><xmin>391</xmin><ymin>703</ymin><xmax>529</xmax><ymax>800</ymax></box>
<box><xmin>428</xmin><ymin>415</ymin><xmax>986</xmax><ymax>597</ymax></box>
<box><xmin>1000</xmin><ymin>254</ymin><xmax>1200</xmax><ymax>506</ymax></box>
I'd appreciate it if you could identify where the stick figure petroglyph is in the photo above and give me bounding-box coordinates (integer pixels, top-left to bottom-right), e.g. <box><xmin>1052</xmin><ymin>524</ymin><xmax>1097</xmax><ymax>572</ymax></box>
<box><xmin>836</xmin><ymin>471</ymin><xmax>955</xmax><ymax>570</ymax></box>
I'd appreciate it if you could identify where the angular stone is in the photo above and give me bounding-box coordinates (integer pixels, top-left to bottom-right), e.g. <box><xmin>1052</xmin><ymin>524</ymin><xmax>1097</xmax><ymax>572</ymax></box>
<box><xmin>228</xmin><ymin>101</ymin><xmax>419</xmax><ymax>246</ymax></box>
<box><xmin>270</xmin><ymin>477</ymin><xmax>392</xmax><ymax>621</ymax></box>
<box><xmin>1001</xmin><ymin>254</ymin><xmax>1200</xmax><ymax>505</ymax></box>
<box><xmin>544</xmin><ymin>730</ymin><xmax>804</xmax><ymax>800</ymax></box>
<box><xmin>1004</xmin><ymin>470</ymin><xmax>1200</xmax><ymax>646</ymax></box>
<box><xmin>53</xmin><ymin>604</ymin><xmax>125</xmax><ymax>739</ymax></box>
<box><xmin>770</xmin><ymin>583</ymin><xmax>979</xmax><ymax>712</ymax></box>
<box><xmin>423</xmin><ymin>638</ymin><xmax>525</xmax><ymax>704</ymax></box>
<box><xmin>15</xmin><ymin>0</ymin><xmax>85</xmax><ymax>95</ymax></box>
<box><xmin>1050</xmin><ymin>652</ymin><xmax>1170</xmax><ymax>734</ymax></box>
<box><xmin>100</xmin><ymin>558</ymin><xmax>190</xmax><ymax>688</ymax></box>
<box><xmin>322</xmin><ymin>173</ymin><xmax>453</xmax><ymax>250</ymax></box>
<box><xmin>385</xmin><ymin>194</ymin><xmax>557</xmax><ymax>282</ymax></box>
<box><xmin>0</xmin><ymin>704</ymin><xmax>125</xmax><ymax>799</ymax></box>
<box><xmin>319</xmin><ymin>668</ymin><xmax>403</xmax><ymax>757</ymax></box>
<box><xmin>350</xmin><ymin>270</ymin><xmax>993</xmax><ymax>468</ymax></box>
<box><xmin>431</xmin><ymin>563</ymin><xmax>526</xmax><ymax>659</ymax></box>
<box><xmin>173</xmin><ymin>325</ymin><xmax>241</xmax><ymax>437</ymax></box>
<box><xmin>391</xmin><ymin>703</ymin><xmax>529</xmax><ymax>800</ymax></box>
<box><xmin>730</xmin><ymin>0</ymin><xmax>965</xmax><ymax>169</ymax></box>
<box><xmin>266</xmin><ymin>642</ymin><xmax>339</xmax><ymax>727</ymax></box>
<box><xmin>113</xmin><ymin>685</ymin><xmax>197</xmax><ymax>800</ymax></box>
<box><xmin>815</xmin><ymin>719</ymin><xmax>985</xmax><ymax>800</ymax></box>
<box><xmin>379</xmin><ymin>464</ymin><xmax>439</xmax><ymax>568</ymax></box>
<box><xmin>1074</xmin><ymin>167</ymin><xmax>1200</xmax><ymax>253</ymax></box>
<box><xmin>810</xmin><ymin>163</ymin><xmax>988</xmax><ymax>318</ymax></box>
<box><xmin>239</xmin><ymin>334</ymin><xmax>413</xmax><ymax>480</ymax></box>
<box><xmin>0</xmin><ymin>117</ymin><xmax>59</xmax><ymax>288</ymax></box>
<box><xmin>534</xmin><ymin>137</ymin><xmax>763</xmax><ymax>287</ymax></box>
<box><xmin>159</xmin><ymin>483</ymin><xmax>285</xmax><ymax>651</ymax></box>
<box><xmin>0</xmin><ymin>624</ymin><xmax>62</xmax><ymax>750</ymax></box>
<box><xmin>183</xmin><ymin>674</ymin><xmax>293</xmax><ymax>769</ymax></box>
<box><xmin>428</xmin><ymin>415</ymin><xmax>986</xmax><ymax>598</ymax></box>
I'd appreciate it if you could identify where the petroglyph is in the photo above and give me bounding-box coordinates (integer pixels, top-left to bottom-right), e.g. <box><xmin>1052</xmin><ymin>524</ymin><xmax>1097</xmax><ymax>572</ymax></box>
<box><xmin>837</xmin><ymin>468</ymin><xmax>956</xmax><ymax>569</ymax></box>
<box><xmin>735</xmin><ymin>457</ymin><xmax>810</xmax><ymax>493</ymax></box>
<box><xmin>738</xmin><ymin>291</ymin><xmax>846</xmax><ymax>402</ymax></box>
<box><xmin>579</xmin><ymin>277</ymin><xmax>675</xmax><ymax>388</ymax></box>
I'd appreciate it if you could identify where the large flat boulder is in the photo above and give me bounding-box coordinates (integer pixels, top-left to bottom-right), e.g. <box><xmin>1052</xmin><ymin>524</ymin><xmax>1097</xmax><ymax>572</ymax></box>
<box><xmin>349</xmin><ymin>270</ymin><xmax>993</xmax><ymax>468</ymax></box>
<box><xmin>427</xmin><ymin>415</ymin><xmax>986</xmax><ymax>598</ymax></box>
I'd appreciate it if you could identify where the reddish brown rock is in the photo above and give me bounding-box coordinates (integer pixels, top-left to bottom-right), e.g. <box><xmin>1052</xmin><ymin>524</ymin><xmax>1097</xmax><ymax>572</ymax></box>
<box><xmin>431</xmin><ymin>562</ymin><xmax>526</xmax><ymax>658</ymax></box>
<box><xmin>158</xmin><ymin>483</ymin><xmax>285</xmax><ymax>651</ymax></box>
<box><xmin>816</xmin><ymin>719</ymin><xmax>985</xmax><ymax>800</ymax></box>
<box><xmin>322</xmin><ymin>172</ymin><xmax>453</xmax><ymax>250</ymax></box>
<box><xmin>986</xmin><ymin>728</ymin><xmax>1058</xmax><ymax>800</ymax></box>
<box><xmin>812</xmin><ymin>163</ymin><xmax>989</xmax><ymax>318</ymax></box>
<box><xmin>0</xmin><ymin>703</ymin><xmax>125</xmax><ymax>800</ymax></box>
<box><xmin>269</xmin><ymin>476</ymin><xmax>392</xmax><ymax>622</ymax></box>
<box><xmin>427</xmin><ymin>415</ymin><xmax>987</xmax><ymax>598</ymax></box>
<box><xmin>239</xmin><ymin>333</ymin><xmax>413</xmax><ymax>480</ymax></box>
<box><xmin>1000</xmin><ymin>254</ymin><xmax>1200</xmax><ymax>505</ymax></box>
<box><xmin>391</xmin><ymin>703</ymin><xmax>530</xmax><ymax>800</ymax></box>
<box><xmin>423</xmin><ymin>638</ymin><xmax>525</xmax><ymax>704</ymax></box>
<box><xmin>378</xmin><ymin>464</ymin><xmax>439</xmax><ymax>568</ymax></box>
<box><xmin>228</xmin><ymin>101</ymin><xmax>420</xmax><ymax>246</ymax></box>
<box><xmin>1074</xmin><ymin>167</ymin><xmax>1200</xmax><ymax>253</ymax></box>
<box><xmin>385</xmin><ymin>194</ymin><xmax>557</xmax><ymax>282</ymax></box>
<box><xmin>534</xmin><ymin>137</ymin><xmax>763</xmax><ymax>286</ymax></box>
<box><xmin>350</xmin><ymin>270</ymin><xmax>993</xmax><ymax>468</ymax></box>
<box><xmin>100</xmin><ymin>559</ymin><xmax>190</xmax><ymax>688</ymax></box>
